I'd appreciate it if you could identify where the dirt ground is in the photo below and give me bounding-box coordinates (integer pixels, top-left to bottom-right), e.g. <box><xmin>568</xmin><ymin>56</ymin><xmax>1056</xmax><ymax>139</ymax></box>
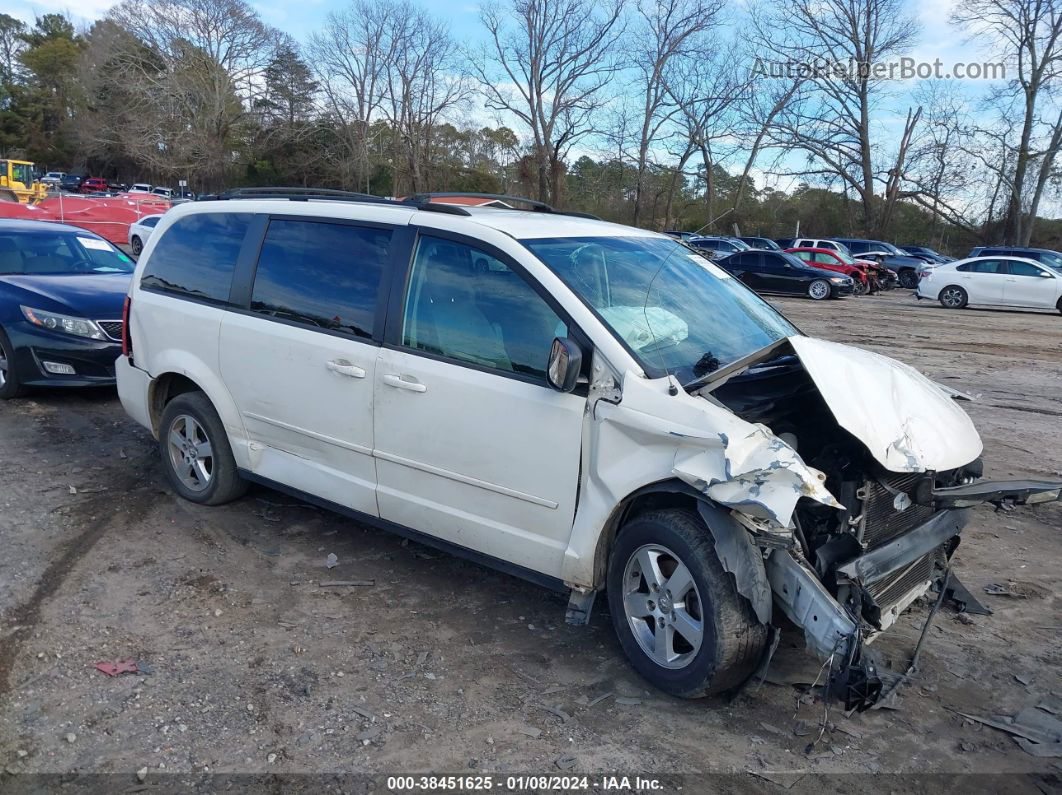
<box><xmin>0</xmin><ymin>290</ymin><xmax>1059</xmax><ymax>789</ymax></box>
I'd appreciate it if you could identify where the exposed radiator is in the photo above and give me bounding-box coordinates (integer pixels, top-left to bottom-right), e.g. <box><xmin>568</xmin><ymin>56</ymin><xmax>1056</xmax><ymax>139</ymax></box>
<box><xmin>858</xmin><ymin>473</ymin><xmax>936</xmax><ymax>549</ymax></box>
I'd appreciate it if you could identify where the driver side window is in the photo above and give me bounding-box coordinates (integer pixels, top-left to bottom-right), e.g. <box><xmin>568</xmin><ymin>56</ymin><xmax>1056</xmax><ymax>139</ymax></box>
<box><xmin>402</xmin><ymin>236</ymin><xmax>567</xmax><ymax>381</ymax></box>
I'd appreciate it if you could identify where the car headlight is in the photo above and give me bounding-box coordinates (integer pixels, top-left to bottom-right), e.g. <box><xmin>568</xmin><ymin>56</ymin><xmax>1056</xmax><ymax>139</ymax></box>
<box><xmin>830</xmin><ymin>277</ymin><xmax>846</xmax><ymax>283</ymax></box>
<box><xmin>21</xmin><ymin>306</ymin><xmax>107</xmax><ymax>340</ymax></box>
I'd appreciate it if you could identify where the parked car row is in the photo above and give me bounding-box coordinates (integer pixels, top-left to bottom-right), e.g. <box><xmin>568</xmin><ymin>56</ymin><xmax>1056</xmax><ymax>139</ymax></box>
<box><xmin>668</xmin><ymin>233</ymin><xmax>956</xmax><ymax>290</ymax></box>
<box><xmin>2</xmin><ymin>194</ymin><xmax>1060</xmax><ymax>713</ymax></box>
<box><xmin>39</xmin><ymin>172</ymin><xmax>194</xmax><ymax>200</ymax></box>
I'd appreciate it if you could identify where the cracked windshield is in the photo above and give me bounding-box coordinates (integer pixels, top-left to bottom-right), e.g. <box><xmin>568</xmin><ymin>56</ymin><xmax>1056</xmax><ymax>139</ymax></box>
<box><xmin>522</xmin><ymin>236</ymin><xmax>797</xmax><ymax>385</ymax></box>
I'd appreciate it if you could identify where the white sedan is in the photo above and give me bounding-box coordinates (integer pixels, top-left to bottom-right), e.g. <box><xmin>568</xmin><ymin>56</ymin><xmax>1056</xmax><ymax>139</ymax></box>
<box><xmin>917</xmin><ymin>255</ymin><xmax>1062</xmax><ymax>314</ymax></box>
<box><xmin>128</xmin><ymin>213</ymin><xmax>165</xmax><ymax>257</ymax></box>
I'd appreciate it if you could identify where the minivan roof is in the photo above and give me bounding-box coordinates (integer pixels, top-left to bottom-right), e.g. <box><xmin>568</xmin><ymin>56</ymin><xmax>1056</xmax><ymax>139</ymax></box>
<box><xmin>172</xmin><ymin>199</ymin><xmax>663</xmax><ymax>241</ymax></box>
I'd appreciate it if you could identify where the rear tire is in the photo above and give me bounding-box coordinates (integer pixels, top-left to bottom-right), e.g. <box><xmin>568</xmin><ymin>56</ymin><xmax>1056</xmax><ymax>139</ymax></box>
<box><xmin>130</xmin><ymin>235</ymin><xmax>143</xmax><ymax>256</ymax></box>
<box><xmin>939</xmin><ymin>285</ymin><xmax>968</xmax><ymax>309</ymax></box>
<box><xmin>0</xmin><ymin>327</ymin><xmax>27</xmax><ymax>399</ymax></box>
<box><xmin>606</xmin><ymin>508</ymin><xmax>767</xmax><ymax>698</ymax></box>
<box><xmin>159</xmin><ymin>391</ymin><xmax>247</xmax><ymax>505</ymax></box>
<box><xmin>898</xmin><ymin>269</ymin><xmax>919</xmax><ymax>289</ymax></box>
<box><xmin>807</xmin><ymin>279</ymin><xmax>831</xmax><ymax>300</ymax></box>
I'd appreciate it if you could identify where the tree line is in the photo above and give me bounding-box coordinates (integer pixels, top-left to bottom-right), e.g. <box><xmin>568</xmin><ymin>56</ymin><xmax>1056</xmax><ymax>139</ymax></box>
<box><xmin>0</xmin><ymin>0</ymin><xmax>1059</xmax><ymax>252</ymax></box>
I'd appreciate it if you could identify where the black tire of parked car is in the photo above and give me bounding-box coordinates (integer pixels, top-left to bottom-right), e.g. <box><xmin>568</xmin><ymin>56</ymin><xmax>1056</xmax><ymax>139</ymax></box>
<box><xmin>1056</xmin><ymin>297</ymin><xmax>1062</xmax><ymax>316</ymax></box>
<box><xmin>159</xmin><ymin>391</ymin><xmax>248</xmax><ymax>505</ymax></box>
<box><xmin>606</xmin><ymin>508</ymin><xmax>767</xmax><ymax>698</ymax></box>
<box><xmin>939</xmin><ymin>285</ymin><xmax>968</xmax><ymax>310</ymax></box>
<box><xmin>0</xmin><ymin>327</ymin><xmax>27</xmax><ymax>399</ymax></box>
<box><xmin>898</xmin><ymin>269</ymin><xmax>919</xmax><ymax>289</ymax></box>
<box><xmin>130</xmin><ymin>236</ymin><xmax>143</xmax><ymax>257</ymax></box>
<box><xmin>807</xmin><ymin>279</ymin><xmax>831</xmax><ymax>300</ymax></box>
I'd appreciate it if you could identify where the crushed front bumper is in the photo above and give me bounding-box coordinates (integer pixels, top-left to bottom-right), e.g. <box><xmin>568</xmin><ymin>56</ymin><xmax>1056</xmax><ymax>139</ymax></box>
<box><xmin>766</xmin><ymin>479</ymin><xmax>1061</xmax><ymax>709</ymax></box>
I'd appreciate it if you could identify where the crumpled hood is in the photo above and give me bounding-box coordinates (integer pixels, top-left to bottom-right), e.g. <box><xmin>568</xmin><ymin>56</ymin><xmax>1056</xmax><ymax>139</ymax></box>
<box><xmin>789</xmin><ymin>336</ymin><xmax>983</xmax><ymax>473</ymax></box>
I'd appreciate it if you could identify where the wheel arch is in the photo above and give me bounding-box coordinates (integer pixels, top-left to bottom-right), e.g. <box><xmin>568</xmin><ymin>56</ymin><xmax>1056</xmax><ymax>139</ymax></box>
<box><xmin>148</xmin><ymin>372</ymin><xmax>203</xmax><ymax>435</ymax></box>
<box><xmin>590</xmin><ymin>479</ymin><xmax>772</xmax><ymax>625</ymax></box>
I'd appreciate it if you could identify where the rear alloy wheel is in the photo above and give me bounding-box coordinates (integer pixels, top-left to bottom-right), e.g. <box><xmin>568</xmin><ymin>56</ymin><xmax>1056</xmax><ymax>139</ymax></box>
<box><xmin>939</xmin><ymin>285</ymin><xmax>968</xmax><ymax>309</ymax></box>
<box><xmin>898</xmin><ymin>269</ymin><xmax>919</xmax><ymax>289</ymax></box>
<box><xmin>607</xmin><ymin>509</ymin><xmax>767</xmax><ymax>698</ymax></box>
<box><xmin>0</xmin><ymin>327</ymin><xmax>26</xmax><ymax>399</ymax></box>
<box><xmin>130</xmin><ymin>235</ymin><xmax>143</xmax><ymax>257</ymax></box>
<box><xmin>807</xmin><ymin>279</ymin><xmax>831</xmax><ymax>300</ymax></box>
<box><xmin>159</xmin><ymin>392</ymin><xmax>247</xmax><ymax>505</ymax></box>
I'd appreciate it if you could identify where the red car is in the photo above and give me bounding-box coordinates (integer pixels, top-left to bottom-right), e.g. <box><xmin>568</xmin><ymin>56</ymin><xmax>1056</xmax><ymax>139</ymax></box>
<box><xmin>79</xmin><ymin>177</ymin><xmax>110</xmax><ymax>194</ymax></box>
<box><xmin>786</xmin><ymin>247</ymin><xmax>871</xmax><ymax>294</ymax></box>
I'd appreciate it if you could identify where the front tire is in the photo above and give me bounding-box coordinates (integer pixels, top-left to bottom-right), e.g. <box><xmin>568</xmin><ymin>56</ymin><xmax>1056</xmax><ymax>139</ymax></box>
<box><xmin>0</xmin><ymin>327</ymin><xmax>27</xmax><ymax>399</ymax></box>
<box><xmin>898</xmin><ymin>269</ymin><xmax>919</xmax><ymax>289</ymax></box>
<box><xmin>159</xmin><ymin>392</ymin><xmax>247</xmax><ymax>505</ymax></box>
<box><xmin>606</xmin><ymin>508</ymin><xmax>767</xmax><ymax>698</ymax></box>
<box><xmin>939</xmin><ymin>285</ymin><xmax>968</xmax><ymax>309</ymax></box>
<box><xmin>807</xmin><ymin>279</ymin><xmax>831</xmax><ymax>300</ymax></box>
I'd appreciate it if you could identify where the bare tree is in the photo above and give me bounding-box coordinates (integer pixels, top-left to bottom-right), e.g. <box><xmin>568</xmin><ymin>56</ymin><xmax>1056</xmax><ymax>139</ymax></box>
<box><xmin>475</xmin><ymin>0</ymin><xmax>625</xmax><ymax>205</ymax></box>
<box><xmin>954</xmin><ymin>0</ymin><xmax>1062</xmax><ymax>243</ymax></box>
<box><xmin>665</xmin><ymin>47</ymin><xmax>747</xmax><ymax>228</ymax></box>
<box><xmin>749</xmin><ymin>0</ymin><xmax>921</xmax><ymax>236</ymax></box>
<box><xmin>628</xmin><ymin>0</ymin><xmax>723</xmax><ymax>225</ymax></box>
<box><xmin>381</xmin><ymin>4</ymin><xmax>470</xmax><ymax>194</ymax></box>
<box><xmin>310</xmin><ymin>0</ymin><xmax>398</xmax><ymax>192</ymax></box>
<box><xmin>102</xmin><ymin>0</ymin><xmax>279</xmax><ymax>188</ymax></box>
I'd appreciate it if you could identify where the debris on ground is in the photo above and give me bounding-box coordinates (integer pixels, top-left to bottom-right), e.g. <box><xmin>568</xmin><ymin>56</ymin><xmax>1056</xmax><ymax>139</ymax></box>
<box><xmin>955</xmin><ymin>706</ymin><xmax>1062</xmax><ymax>757</ymax></box>
<box><xmin>983</xmin><ymin>583</ymin><xmax>1017</xmax><ymax>597</ymax></box>
<box><xmin>94</xmin><ymin>660</ymin><xmax>143</xmax><ymax>677</ymax></box>
<box><xmin>319</xmin><ymin>579</ymin><xmax>375</xmax><ymax>587</ymax></box>
<box><xmin>325</xmin><ymin>553</ymin><xmax>338</xmax><ymax>569</ymax></box>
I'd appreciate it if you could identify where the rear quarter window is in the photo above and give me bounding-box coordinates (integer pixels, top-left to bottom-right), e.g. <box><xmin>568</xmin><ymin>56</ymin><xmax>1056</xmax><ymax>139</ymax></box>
<box><xmin>139</xmin><ymin>213</ymin><xmax>251</xmax><ymax>303</ymax></box>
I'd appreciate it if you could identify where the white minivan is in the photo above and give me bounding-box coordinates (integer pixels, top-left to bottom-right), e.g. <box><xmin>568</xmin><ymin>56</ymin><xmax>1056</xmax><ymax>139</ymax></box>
<box><xmin>116</xmin><ymin>190</ymin><xmax>1060</xmax><ymax>706</ymax></box>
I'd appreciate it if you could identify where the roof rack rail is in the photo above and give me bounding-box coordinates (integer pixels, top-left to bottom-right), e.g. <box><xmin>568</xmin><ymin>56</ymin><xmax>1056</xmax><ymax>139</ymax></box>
<box><xmin>405</xmin><ymin>192</ymin><xmax>600</xmax><ymax>220</ymax></box>
<box><xmin>198</xmin><ymin>187</ymin><xmax>472</xmax><ymax>216</ymax></box>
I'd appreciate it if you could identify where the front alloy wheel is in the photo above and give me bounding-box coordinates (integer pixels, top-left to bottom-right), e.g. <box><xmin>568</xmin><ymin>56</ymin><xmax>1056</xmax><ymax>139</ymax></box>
<box><xmin>622</xmin><ymin>544</ymin><xmax>704</xmax><ymax>669</ymax></box>
<box><xmin>808</xmin><ymin>279</ymin><xmax>831</xmax><ymax>300</ymax></box>
<box><xmin>607</xmin><ymin>508</ymin><xmax>767</xmax><ymax>698</ymax></box>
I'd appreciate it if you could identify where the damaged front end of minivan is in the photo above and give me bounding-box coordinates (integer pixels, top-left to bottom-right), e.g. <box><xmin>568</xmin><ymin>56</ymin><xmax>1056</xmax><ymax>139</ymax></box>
<box><xmin>588</xmin><ymin>335</ymin><xmax>1061</xmax><ymax>710</ymax></box>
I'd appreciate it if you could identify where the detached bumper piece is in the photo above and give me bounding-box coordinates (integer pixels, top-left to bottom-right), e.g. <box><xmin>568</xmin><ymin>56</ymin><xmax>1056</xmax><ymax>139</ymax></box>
<box><xmin>931</xmin><ymin>479</ymin><xmax>1062</xmax><ymax>510</ymax></box>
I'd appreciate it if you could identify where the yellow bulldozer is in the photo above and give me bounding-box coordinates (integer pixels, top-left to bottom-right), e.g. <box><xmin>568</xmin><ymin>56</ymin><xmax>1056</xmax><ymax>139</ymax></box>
<box><xmin>0</xmin><ymin>159</ymin><xmax>49</xmax><ymax>203</ymax></box>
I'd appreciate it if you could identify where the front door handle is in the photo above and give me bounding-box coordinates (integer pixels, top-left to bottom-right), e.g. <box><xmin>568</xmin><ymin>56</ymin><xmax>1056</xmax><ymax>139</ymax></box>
<box><xmin>382</xmin><ymin>374</ymin><xmax>427</xmax><ymax>393</ymax></box>
<box><xmin>326</xmin><ymin>359</ymin><xmax>366</xmax><ymax>378</ymax></box>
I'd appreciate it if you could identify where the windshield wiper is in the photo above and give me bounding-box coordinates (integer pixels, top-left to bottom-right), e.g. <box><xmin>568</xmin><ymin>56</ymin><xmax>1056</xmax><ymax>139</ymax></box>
<box><xmin>682</xmin><ymin>338</ymin><xmax>791</xmax><ymax>393</ymax></box>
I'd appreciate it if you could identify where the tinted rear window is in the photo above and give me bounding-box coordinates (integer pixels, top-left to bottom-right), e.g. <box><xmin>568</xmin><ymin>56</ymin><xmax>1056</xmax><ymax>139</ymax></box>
<box><xmin>249</xmin><ymin>219</ymin><xmax>392</xmax><ymax>339</ymax></box>
<box><xmin>140</xmin><ymin>213</ymin><xmax>250</xmax><ymax>303</ymax></box>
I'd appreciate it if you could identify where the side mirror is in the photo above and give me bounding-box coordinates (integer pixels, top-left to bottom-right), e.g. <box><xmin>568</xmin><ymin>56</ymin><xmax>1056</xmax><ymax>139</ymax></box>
<box><xmin>1039</xmin><ymin>270</ymin><xmax>1053</xmax><ymax>278</ymax></box>
<box><xmin>547</xmin><ymin>337</ymin><xmax>583</xmax><ymax>393</ymax></box>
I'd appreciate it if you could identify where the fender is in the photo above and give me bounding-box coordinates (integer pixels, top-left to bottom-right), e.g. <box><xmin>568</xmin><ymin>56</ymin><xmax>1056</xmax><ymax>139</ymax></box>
<box><xmin>580</xmin><ymin>479</ymin><xmax>773</xmax><ymax>626</ymax></box>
